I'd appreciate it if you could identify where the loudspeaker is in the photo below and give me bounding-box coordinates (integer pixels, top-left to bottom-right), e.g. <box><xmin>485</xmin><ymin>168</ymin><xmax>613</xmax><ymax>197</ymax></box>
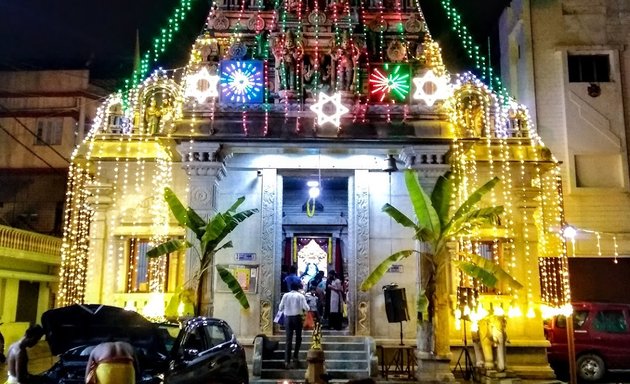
<box><xmin>383</xmin><ymin>285</ymin><xmax>410</xmax><ymax>323</ymax></box>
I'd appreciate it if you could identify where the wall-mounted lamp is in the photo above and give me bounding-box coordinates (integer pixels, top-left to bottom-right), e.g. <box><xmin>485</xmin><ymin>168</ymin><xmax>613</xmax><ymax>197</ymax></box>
<box><xmin>561</xmin><ymin>225</ymin><xmax>577</xmax><ymax>240</ymax></box>
<box><xmin>587</xmin><ymin>83</ymin><xmax>601</xmax><ymax>98</ymax></box>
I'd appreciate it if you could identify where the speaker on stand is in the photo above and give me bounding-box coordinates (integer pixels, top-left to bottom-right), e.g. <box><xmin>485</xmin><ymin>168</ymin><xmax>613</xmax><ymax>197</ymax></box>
<box><xmin>382</xmin><ymin>284</ymin><xmax>409</xmax><ymax>345</ymax></box>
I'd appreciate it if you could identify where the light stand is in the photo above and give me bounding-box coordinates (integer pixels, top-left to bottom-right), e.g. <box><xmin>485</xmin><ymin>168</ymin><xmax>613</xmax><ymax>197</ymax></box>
<box><xmin>453</xmin><ymin>286</ymin><xmax>477</xmax><ymax>381</ymax></box>
<box><xmin>453</xmin><ymin>317</ymin><xmax>474</xmax><ymax>380</ymax></box>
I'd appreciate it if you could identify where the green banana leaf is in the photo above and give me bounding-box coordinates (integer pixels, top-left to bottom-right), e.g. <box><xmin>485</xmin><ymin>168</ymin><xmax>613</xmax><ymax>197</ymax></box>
<box><xmin>405</xmin><ymin>169</ymin><xmax>441</xmax><ymax>237</ymax></box>
<box><xmin>359</xmin><ymin>250</ymin><xmax>416</xmax><ymax>291</ymax></box>
<box><xmin>164</xmin><ymin>188</ymin><xmax>205</xmax><ymax>238</ymax></box>
<box><xmin>226</xmin><ymin>196</ymin><xmax>246</xmax><ymax>212</ymax></box>
<box><xmin>146</xmin><ymin>239</ymin><xmax>190</xmax><ymax>258</ymax></box>
<box><xmin>430</xmin><ymin>171</ymin><xmax>453</xmax><ymax>229</ymax></box>
<box><xmin>455</xmin><ymin>252</ymin><xmax>523</xmax><ymax>290</ymax></box>
<box><xmin>203</xmin><ymin>209</ymin><xmax>258</xmax><ymax>253</ymax></box>
<box><xmin>149</xmin><ymin>191</ymin><xmax>259</xmax><ymax>313</ymax></box>
<box><xmin>216</xmin><ymin>265</ymin><xmax>250</xmax><ymax>309</ymax></box>
<box><xmin>444</xmin><ymin>177</ymin><xmax>500</xmax><ymax>235</ymax></box>
<box><xmin>382</xmin><ymin>203</ymin><xmax>417</xmax><ymax>229</ymax></box>
<box><xmin>447</xmin><ymin>206</ymin><xmax>504</xmax><ymax>238</ymax></box>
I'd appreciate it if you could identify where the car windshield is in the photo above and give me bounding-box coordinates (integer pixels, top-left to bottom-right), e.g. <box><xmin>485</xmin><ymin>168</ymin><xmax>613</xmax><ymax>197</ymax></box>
<box><xmin>157</xmin><ymin>323</ymin><xmax>180</xmax><ymax>353</ymax></box>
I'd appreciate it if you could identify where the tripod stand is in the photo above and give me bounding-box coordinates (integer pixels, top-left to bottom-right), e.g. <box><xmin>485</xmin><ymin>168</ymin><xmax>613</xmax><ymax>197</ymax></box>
<box><xmin>453</xmin><ymin>319</ymin><xmax>475</xmax><ymax>381</ymax></box>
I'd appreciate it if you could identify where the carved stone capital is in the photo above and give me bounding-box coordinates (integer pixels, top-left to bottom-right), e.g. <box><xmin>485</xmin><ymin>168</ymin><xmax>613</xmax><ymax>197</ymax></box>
<box><xmin>85</xmin><ymin>182</ymin><xmax>114</xmax><ymax>210</ymax></box>
<box><xmin>177</xmin><ymin>142</ymin><xmax>227</xmax><ymax>179</ymax></box>
<box><xmin>177</xmin><ymin>142</ymin><xmax>222</xmax><ymax>161</ymax></box>
<box><xmin>183</xmin><ymin>161</ymin><xmax>227</xmax><ymax>179</ymax></box>
<box><xmin>401</xmin><ymin>145</ymin><xmax>450</xmax><ymax>168</ymax></box>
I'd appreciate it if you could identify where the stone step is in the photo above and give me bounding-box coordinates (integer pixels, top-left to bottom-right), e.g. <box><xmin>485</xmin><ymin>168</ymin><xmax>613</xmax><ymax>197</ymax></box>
<box><xmin>258</xmin><ymin>367</ymin><xmax>371</xmax><ymax>380</ymax></box>
<box><xmin>275</xmin><ymin>341</ymin><xmax>366</xmax><ymax>352</ymax></box>
<box><xmin>263</xmin><ymin>358</ymin><xmax>369</xmax><ymax>370</ymax></box>
<box><xmin>266</xmin><ymin>350</ymin><xmax>366</xmax><ymax>360</ymax></box>
<box><xmin>255</xmin><ymin>334</ymin><xmax>373</xmax><ymax>380</ymax></box>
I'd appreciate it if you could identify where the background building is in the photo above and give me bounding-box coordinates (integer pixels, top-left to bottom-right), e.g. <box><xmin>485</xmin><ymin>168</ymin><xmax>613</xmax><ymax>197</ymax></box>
<box><xmin>0</xmin><ymin>69</ymin><xmax>105</xmax><ymax>351</ymax></box>
<box><xmin>499</xmin><ymin>0</ymin><xmax>630</xmax><ymax>302</ymax></box>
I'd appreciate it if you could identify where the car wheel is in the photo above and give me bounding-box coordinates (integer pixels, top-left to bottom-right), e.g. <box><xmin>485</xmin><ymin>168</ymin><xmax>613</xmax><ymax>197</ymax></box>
<box><xmin>576</xmin><ymin>353</ymin><xmax>605</xmax><ymax>382</ymax></box>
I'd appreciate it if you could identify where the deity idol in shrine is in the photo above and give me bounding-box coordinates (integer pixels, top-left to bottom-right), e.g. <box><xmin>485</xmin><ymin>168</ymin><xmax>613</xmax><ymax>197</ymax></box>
<box><xmin>331</xmin><ymin>30</ymin><xmax>360</xmax><ymax>92</ymax></box>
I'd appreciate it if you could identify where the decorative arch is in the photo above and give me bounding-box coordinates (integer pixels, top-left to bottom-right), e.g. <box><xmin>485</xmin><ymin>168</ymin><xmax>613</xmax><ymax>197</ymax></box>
<box><xmin>451</xmin><ymin>77</ymin><xmax>497</xmax><ymax>138</ymax></box>
<box><xmin>136</xmin><ymin>74</ymin><xmax>183</xmax><ymax>135</ymax></box>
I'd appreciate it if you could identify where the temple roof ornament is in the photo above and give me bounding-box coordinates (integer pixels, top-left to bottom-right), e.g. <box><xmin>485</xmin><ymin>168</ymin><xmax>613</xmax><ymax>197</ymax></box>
<box><xmin>184</xmin><ymin>66</ymin><xmax>220</xmax><ymax>103</ymax></box>
<box><xmin>310</xmin><ymin>91</ymin><xmax>349</xmax><ymax>128</ymax></box>
<box><xmin>412</xmin><ymin>70</ymin><xmax>451</xmax><ymax>107</ymax></box>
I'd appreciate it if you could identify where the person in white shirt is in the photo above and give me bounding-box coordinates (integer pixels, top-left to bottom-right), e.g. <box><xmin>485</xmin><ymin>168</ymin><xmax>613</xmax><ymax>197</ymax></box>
<box><xmin>278</xmin><ymin>282</ymin><xmax>309</xmax><ymax>369</ymax></box>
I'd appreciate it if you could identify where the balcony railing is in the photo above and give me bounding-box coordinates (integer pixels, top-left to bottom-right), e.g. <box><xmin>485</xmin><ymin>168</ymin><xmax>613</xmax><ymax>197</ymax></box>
<box><xmin>0</xmin><ymin>224</ymin><xmax>62</xmax><ymax>261</ymax></box>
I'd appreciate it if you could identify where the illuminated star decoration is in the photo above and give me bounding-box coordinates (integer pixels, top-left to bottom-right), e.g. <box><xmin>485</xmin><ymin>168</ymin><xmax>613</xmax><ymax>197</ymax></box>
<box><xmin>184</xmin><ymin>66</ymin><xmax>220</xmax><ymax>103</ymax></box>
<box><xmin>369</xmin><ymin>64</ymin><xmax>411</xmax><ymax>103</ymax></box>
<box><xmin>310</xmin><ymin>92</ymin><xmax>349</xmax><ymax>127</ymax></box>
<box><xmin>219</xmin><ymin>61</ymin><xmax>264</xmax><ymax>103</ymax></box>
<box><xmin>412</xmin><ymin>70</ymin><xmax>451</xmax><ymax>106</ymax></box>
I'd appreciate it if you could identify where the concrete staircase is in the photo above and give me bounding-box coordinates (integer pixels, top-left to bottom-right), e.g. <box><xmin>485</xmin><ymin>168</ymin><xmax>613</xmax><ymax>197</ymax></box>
<box><xmin>252</xmin><ymin>330</ymin><xmax>378</xmax><ymax>383</ymax></box>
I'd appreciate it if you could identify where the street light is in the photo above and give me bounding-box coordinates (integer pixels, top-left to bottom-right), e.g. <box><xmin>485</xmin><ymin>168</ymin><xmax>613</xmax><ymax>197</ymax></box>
<box><xmin>560</xmin><ymin>223</ymin><xmax>577</xmax><ymax>384</ymax></box>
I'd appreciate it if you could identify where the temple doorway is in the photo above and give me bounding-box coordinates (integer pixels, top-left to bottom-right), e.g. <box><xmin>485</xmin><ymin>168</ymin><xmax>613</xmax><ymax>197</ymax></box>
<box><xmin>281</xmin><ymin>174</ymin><xmax>349</xmax><ymax>331</ymax></box>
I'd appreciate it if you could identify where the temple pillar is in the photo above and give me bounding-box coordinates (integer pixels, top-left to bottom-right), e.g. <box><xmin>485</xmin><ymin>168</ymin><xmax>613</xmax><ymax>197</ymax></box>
<box><xmin>352</xmin><ymin>169</ymin><xmax>371</xmax><ymax>335</ymax></box>
<box><xmin>177</xmin><ymin>142</ymin><xmax>226</xmax><ymax>316</ymax></box>
<box><xmin>403</xmin><ymin>146</ymin><xmax>455</xmax><ymax>382</ymax></box>
<box><xmin>259</xmin><ymin>168</ymin><xmax>278</xmax><ymax>334</ymax></box>
<box><xmin>84</xmin><ymin>183</ymin><xmax>113</xmax><ymax>304</ymax></box>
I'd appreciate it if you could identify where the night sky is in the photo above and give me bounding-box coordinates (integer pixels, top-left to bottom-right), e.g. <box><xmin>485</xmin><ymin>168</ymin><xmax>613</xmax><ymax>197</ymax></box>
<box><xmin>0</xmin><ymin>0</ymin><xmax>511</xmax><ymax>84</ymax></box>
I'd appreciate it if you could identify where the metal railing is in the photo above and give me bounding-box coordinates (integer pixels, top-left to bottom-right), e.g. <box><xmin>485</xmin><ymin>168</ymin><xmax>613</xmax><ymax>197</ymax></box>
<box><xmin>0</xmin><ymin>224</ymin><xmax>62</xmax><ymax>257</ymax></box>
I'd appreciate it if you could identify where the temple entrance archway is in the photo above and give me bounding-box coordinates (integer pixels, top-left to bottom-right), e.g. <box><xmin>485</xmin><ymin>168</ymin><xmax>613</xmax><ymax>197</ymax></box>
<box><xmin>280</xmin><ymin>174</ymin><xmax>351</xmax><ymax>332</ymax></box>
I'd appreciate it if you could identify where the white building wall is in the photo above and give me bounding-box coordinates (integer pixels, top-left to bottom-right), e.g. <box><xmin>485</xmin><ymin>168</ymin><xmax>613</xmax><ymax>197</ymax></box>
<box><xmin>499</xmin><ymin>0</ymin><xmax>630</xmax><ymax>256</ymax></box>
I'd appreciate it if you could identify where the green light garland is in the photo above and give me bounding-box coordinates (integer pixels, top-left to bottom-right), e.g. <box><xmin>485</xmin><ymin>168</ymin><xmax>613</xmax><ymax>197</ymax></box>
<box><xmin>121</xmin><ymin>0</ymin><xmax>196</xmax><ymax>97</ymax></box>
<box><xmin>439</xmin><ymin>0</ymin><xmax>511</xmax><ymax>102</ymax></box>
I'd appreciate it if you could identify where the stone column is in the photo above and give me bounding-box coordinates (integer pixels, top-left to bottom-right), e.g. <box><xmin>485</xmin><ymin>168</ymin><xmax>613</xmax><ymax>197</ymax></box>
<box><xmin>84</xmin><ymin>183</ymin><xmax>113</xmax><ymax>304</ymax></box>
<box><xmin>259</xmin><ymin>168</ymin><xmax>278</xmax><ymax>334</ymax></box>
<box><xmin>352</xmin><ymin>169</ymin><xmax>371</xmax><ymax>335</ymax></box>
<box><xmin>177</xmin><ymin>142</ymin><xmax>226</xmax><ymax>316</ymax></box>
<box><xmin>402</xmin><ymin>146</ymin><xmax>456</xmax><ymax>382</ymax></box>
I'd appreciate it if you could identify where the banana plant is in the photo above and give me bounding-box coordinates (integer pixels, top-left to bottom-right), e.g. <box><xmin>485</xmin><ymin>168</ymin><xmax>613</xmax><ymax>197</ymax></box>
<box><xmin>360</xmin><ymin>169</ymin><xmax>520</xmax><ymax>357</ymax></box>
<box><xmin>147</xmin><ymin>187</ymin><xmax>258</xmax><ymax>316</ymax></box>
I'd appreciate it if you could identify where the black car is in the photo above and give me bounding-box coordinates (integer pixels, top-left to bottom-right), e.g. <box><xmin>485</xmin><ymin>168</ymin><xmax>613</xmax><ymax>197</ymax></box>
<box><xmin>39</xmin><ymin>304</ymin><xmax>249</xmax><ymax>384</ymax></box>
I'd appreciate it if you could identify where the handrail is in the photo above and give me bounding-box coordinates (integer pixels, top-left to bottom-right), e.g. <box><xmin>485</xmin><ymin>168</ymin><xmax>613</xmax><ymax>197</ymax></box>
<box><xmin>0</xmin><ymin>224</ymin><xmax>62</xmax><ymax>257</ymax></box>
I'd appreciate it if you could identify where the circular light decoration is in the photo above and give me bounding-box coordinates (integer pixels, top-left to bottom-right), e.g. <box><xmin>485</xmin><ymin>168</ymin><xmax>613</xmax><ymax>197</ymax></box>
<box><xmin>184</xmin><ymin>66</ymin><xmax>220</xmax><ymax>103</ymax></box>
<box><xmin>412</xmin><ymin>70</ymin><xmax>451</xmax><ymax>106</ymax></box>
<box><xmin>309</xmin><ymin>92</ymin><xmax>350</xmax><ymax>127</ymax></box>
<box><xmin>219</xmin><ymin>60</ymin><xmax>264</xmax><ymax>104</ymax></box>
<box><xmin>368</xmin><ymin>63</ymin><xmax>411</xmax><ymax>103</ymax></box>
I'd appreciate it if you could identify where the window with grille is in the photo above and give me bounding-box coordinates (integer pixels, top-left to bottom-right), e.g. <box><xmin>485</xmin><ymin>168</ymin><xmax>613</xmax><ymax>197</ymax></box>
<box><xmin>461</xmin><ymin>240</ymin><xmax>509</xmax><ymax>294</ymax></box>
<box><xmin>568</xmin><ymin>54</ymin><xmax>610</xmax><ymax>83</ymax></box>
<box><xmin>35</xmin><ymin>119</ymin><xmax>63</xmax><ymax>145</ymax></box>
<box><xmin>127</xmin><ymin>238</ymin><xmax>180</xmax><ymax>292</ymax></box>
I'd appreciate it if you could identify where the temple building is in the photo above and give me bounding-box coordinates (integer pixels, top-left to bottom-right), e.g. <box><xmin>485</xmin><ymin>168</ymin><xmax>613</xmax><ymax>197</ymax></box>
<box><xmin>58</xmin><ymin>0</ymin><xmax>571</xmax><ymax>379</ymax></box>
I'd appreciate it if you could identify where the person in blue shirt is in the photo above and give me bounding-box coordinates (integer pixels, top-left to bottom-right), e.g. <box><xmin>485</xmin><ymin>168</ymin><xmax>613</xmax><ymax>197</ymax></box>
<box><xmin>284</xmin><ymin>265</ymin><xmax>301</xmax><ymax>291</ymax></box>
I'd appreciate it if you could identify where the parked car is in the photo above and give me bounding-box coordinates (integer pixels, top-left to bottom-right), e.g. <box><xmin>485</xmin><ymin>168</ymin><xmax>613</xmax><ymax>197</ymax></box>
<box><xmin>38</xmin><ymin>304</ymin><xmax>249</xmax><ymax>384</ymax></box>
<box><xmin>544</xmin><ymin>301</ymin><xmax>630</xmax><ymax>381</ymax></box>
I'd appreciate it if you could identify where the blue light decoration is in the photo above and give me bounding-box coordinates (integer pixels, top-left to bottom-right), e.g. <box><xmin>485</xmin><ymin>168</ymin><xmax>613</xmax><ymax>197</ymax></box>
<box><xmin>219</xmin><ymin>60</ymin><xmax>264</xmax><ymax>103</ymax></box>
<box><xmin>368</xmin><ymin>63</ymin><xmax>411</xmax><ymax>103</ymax></box>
